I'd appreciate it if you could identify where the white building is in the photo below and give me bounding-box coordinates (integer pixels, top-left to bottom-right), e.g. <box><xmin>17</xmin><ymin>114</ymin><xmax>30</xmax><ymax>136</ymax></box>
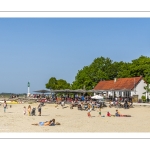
<box><xmin>94</xmin><ymin>76</ymin><xmax>148</xmax><ymax>102</ymax></box>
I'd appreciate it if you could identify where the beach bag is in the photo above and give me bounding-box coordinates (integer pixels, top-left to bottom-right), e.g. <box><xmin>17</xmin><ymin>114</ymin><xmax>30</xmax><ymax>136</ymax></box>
<box><xmin>55</xmin><ymin>122</ymin><xmax>61</xmax><ymax>125</ymax></box>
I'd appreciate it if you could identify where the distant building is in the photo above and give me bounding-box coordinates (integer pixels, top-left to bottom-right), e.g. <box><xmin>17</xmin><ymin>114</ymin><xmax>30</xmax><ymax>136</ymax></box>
<box><xmin>94</xmin><ymin>76</ymin><xmax>147</xmax><ymax>101</ymax></box>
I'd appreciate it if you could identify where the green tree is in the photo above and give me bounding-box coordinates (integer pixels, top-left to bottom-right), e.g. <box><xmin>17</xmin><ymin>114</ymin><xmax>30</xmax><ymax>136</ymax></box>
<box><xmin>72</xmin><ymin>56</ymin><xmax>115</xmax><ymax>90</ymax></box>
<box><xmin>56</xmin><ymin>79</ymin><xmax>71</xmax><ymax>89</ymax></box>
<box><xmin>128</xmin><ymin>55</ymin><xmax>150</xmax><ymax>84</ymax></box>
<box><xmin>116</xmin><ymin>61</ymin><xmax>132</xmax><ymax>78</ymax></box>
<box><xmin>45</xmin><ymin>77</ymin><xmax>70</xmax><ymax>90</ymax></box>
<box><xmin>45</xmin><ymin>77</ymin><xmax>57</xmax><ymax>90</ymax></box>
<box><xmin>72</xmin><ymin>66</ymin><xmax>91</xmax><ymax>90</ymax></box>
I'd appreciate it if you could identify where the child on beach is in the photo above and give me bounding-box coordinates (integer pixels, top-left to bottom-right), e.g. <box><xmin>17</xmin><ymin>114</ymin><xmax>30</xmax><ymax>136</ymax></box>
<box><xmin>87</xmin><ymin>109</ymin><xmax>92</xmax><ymax>117</ymax></box>
<box><xmin>61</xmin><ymin>101</ymin><xmax>65</xmax><ymax>109</ymax></box>
<box><xmin>98</xmin><ymin>108</ymin><xmax>101</xmax><ymax>117</ymax></box>
<box><xmin>87</xmin><ymin>103</ymin><xmax>92</xmax><ymax>118</ymax></box>
<box><xmin>107</xmin><ymin>111</ymin><xmax>111</xmax><ymax>117</ymax></box>
<box><xmin>28</xmin><ymin>105</ymin><xmax>31</xmax><ymax>116</ymax></box>
<box><xmin>115</xmin><ymin>109</ymin><xmax>121</xmax><ymax>117</ymax></box>
<box><xmin>3</xmin><ymin>100</ymin><xmax>7</xmax><ymax>113</ymax></box>
<box><xmin>23</xmin><ymin>106</ymin><xmax>26</xmax><ymax>115</ymax></box>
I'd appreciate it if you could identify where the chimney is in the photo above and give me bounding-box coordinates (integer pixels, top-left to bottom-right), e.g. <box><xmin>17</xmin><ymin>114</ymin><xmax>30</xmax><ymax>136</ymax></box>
<box><xmin>114</xmin><ymin>78</ymin><xmax>117</xmax><ymax>82</ymax></box>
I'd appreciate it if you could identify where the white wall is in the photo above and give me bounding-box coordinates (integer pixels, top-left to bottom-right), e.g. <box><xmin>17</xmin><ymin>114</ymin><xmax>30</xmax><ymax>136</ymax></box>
<box><xmin>134</xmin><ymin>79</ymin><xmax>147</xmax><ymax>99</ymax></box>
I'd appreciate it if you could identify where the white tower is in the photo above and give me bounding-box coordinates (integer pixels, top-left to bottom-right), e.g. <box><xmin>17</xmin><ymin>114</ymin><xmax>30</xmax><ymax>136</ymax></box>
<box><xmin>27</xmin><ymin>82</ymin><xmax>30</xmax><ymax>97</ymax></box>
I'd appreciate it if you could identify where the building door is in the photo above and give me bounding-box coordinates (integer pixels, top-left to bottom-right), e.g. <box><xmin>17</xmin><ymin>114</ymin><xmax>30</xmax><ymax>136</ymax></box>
<box><xmin>132</xmin><ymin>95</ymin><xmax>138</xmax><ymax>102</ymax></box>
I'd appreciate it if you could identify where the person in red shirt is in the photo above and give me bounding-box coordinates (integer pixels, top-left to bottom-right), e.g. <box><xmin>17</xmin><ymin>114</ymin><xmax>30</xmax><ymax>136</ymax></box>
<box><xmin>107</xmin><ymin>111</ymin><xmax>111</xmax><ymax>117</ymax></box>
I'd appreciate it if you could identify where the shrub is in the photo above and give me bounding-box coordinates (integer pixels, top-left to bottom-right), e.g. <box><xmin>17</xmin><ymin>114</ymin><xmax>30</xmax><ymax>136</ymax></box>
<box><xmin>141</xmin><ymin>95</ymin><xmax>146</xmax><ymax>102</ymax></box>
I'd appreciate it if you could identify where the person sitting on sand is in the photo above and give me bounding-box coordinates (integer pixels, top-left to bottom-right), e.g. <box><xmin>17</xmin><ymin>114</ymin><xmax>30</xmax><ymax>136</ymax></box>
<box><xmin>107</xmin><ymin>111</ymin><xmax>111</xmax><ymax>117</ymax></box>
<box><xmin>115</xmin><ymin>109</ymin><xmax>132</xmax><ymax>117</ymax></box>
<box><xmin>31</xmin><ymin>119</ymin><xmax>60</xmax><ymax>126</ymax></box>
<box><xmin>115</xmin><ymin>109</ymin><xmax>121</xmax><ymax>117</ymax></box>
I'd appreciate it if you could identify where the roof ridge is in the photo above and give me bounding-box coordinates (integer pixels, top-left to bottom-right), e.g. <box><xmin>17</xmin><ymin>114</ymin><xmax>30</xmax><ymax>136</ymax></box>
<box><xmin>94</xmin><ymin>76</ymin><xmax>143</xmax><ymax>90</ymax></box>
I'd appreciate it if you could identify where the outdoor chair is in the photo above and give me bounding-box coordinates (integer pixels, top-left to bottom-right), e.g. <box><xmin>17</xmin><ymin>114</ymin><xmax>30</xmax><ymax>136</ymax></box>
<box><xmin>70</xmin><ymin>104</ymin><xmax>73</xmax><ymax>109</ymax></box>
<box><xmin>129</xmin><ymin>102</ymin><xmax>134</xmax><ymax>108</ymax></box>
<box><xmin>117</xmin><ymin>102</ymin><xmax>124</xmax><ymax>108</ymax></box>
<box><xmin>77</xmin><ymin>104</ymin><xmax>82</xmax><ymax>110</ymax></box>
<box><xmin>124</xmin><ymin>102</ymin><xmax>129</xmax><ymax>109</ymax></box>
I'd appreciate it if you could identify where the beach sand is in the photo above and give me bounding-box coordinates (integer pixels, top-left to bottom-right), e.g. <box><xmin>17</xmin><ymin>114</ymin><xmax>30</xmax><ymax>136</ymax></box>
<box><xmin>0</xmin><ymin>102</ymin><xmax>150</xmax><ymax>132</ymax></box>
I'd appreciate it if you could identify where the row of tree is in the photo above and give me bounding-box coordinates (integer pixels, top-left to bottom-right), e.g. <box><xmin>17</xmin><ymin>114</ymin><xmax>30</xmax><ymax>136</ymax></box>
<box><xmin>45</xmin><ymin>55</ymin><xmax>150</xmax><ymax>90</ymax></box>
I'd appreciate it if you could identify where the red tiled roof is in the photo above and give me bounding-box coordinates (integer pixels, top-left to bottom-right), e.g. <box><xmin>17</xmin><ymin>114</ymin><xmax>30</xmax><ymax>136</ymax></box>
<box><xmin>94</xmin><ymin>76</ymin><xmax>143</xmax><ymax>90</ymax></box>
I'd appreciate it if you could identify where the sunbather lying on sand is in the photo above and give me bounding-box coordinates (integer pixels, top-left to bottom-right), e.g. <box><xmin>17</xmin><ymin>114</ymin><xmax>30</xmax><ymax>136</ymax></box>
<box><xmin>31</xmin><ymin>119</ymin><xmax>61</xmax><ymax>126</ymax></box>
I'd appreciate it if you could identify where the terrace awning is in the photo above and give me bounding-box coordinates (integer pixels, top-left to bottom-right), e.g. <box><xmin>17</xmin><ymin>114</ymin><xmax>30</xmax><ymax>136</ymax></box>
<box><xmin>33</xmin><ymin>89</ymin><xmax>50</xmax><ymax>94</ymax></box>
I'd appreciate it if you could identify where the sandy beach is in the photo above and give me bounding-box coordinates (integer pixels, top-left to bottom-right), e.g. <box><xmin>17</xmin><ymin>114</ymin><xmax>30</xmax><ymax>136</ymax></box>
<box><xmin>0</xmin><ymin>102</ymin><xmax>150</xmax><ymax>133</ymax></box>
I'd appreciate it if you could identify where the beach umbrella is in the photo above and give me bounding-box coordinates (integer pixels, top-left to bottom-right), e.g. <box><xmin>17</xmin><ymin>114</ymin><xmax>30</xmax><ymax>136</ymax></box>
<box><xmin>91</xmin><ymin>95</ymin><xmax>104</xmax><ymax>100</ymax></box>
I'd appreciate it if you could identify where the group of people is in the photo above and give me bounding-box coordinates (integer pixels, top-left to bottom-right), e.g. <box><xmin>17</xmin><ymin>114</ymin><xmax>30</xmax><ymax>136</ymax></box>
<box><xmin>23</xmin><ymin>104</ymin><xmax>42</xmax><ymax>116</ymax></box>
<box><xmin>106</xmin><ymin>110</ymin><xmax>131</xmax><ymax>117</ymax></box>
<box><xmin>109</xmin><ymin>98</ymin><xmax>133</xmax><ymax>109</ymax></box>
<box><xmin>87</xmin><ymin>106</ymin><xmax>131</xmax><ymax>118</ymax></box>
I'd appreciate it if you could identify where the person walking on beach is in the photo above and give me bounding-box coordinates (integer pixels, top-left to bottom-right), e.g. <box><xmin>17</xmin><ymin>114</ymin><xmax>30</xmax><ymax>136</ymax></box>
<box><xmin>87</xmin><ymin>109</ymin><xmax>92</xmax><ymax>117</ymax></box>
<box><xmin>61</xmin><ymin>100</ymin><xmax>65</xmax><ymax>109</ymax></box>
<box><xmin>38</xmin><ymin>104</ymin><xmax>41</xmax><ymax>116</ymax></box>
<box><xmin>87</xmin><ymin>103</ymin><xmax>92</xmax><ymax>118</ymax></box>
<box><xmin>98</xmin><ymin>108</ymin><xmax>101</xmax><ymax>117</ymax></box>
<box><xmin>3</xmin><ymin>100</ymin><xmax>7</xmax><ymax>113</ymax></box>
<box><xmin>28</xmin><ymin>105</ymin><xmax>31</xmax><ymax>116</ymax></box>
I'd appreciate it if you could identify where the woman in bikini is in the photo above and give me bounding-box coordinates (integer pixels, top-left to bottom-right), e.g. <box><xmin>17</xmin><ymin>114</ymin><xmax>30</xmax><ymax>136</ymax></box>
<box><xmin>32</xmin><ymin>119</ymin><xmax>56</xmax><ymax>126</ymax></box>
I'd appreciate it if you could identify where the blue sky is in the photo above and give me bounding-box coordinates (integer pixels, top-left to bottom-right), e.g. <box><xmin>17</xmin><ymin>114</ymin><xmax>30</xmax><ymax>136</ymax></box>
<box><xmin>0</xmin><ymin>18</ymin><xmax>150</xmax><ymax>94</ymax></box>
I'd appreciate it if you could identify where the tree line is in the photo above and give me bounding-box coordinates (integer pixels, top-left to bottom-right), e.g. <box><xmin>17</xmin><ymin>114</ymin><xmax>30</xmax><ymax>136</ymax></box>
<box><xmin>45</xmin><ymin>55</ymin><xmax>150</xmax><ymax>90</ymax></box>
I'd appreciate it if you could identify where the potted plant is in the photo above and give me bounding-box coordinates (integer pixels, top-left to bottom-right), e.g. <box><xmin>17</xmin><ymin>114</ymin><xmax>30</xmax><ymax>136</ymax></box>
<box><xmin>141</xmin><ymin>95</ymin><xmax>146</xmax><ymax>103</ymax></box>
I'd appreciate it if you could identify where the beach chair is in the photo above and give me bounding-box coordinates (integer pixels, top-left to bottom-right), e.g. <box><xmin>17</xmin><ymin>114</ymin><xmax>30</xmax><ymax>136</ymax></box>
<box><xmin>70</xmin><ymin>104</ymin><xmax>73</xmax><ymax>109</ymax></box>
<box><xmin>78</xmin><ymin>104</ymin><xmax>82</xmax><ymax>110</ymax></box>
<box><xmin>117</xmin><ymin>102</ymin><xmax>124</xmax><ymax>108</ymax></box>
<box><xmin>129</xmin><ymin>102</ymin><xmax>134</xmax><ymax>108</ymax></box>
